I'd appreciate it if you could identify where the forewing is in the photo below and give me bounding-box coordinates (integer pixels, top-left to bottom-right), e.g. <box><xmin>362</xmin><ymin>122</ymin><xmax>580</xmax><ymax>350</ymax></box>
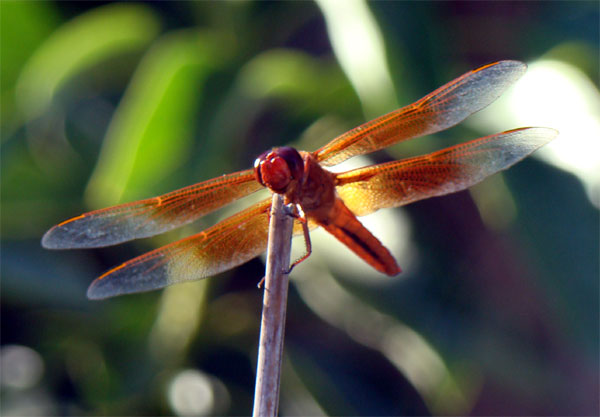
<box><xmin>42</xmin><ymin>168</ymin><xmax>261</xmax><ymax>249</ymax></box>
<box><xmin>87</xmin><ymin>198</ymin><xmax>273</xmax><ymax>299</ymax></box>
<box><xmin>336</xmin><ymin>128</ymin><xmax>558</xmax><ymax>217</ymax></box>
<box><xmin>314</xmin><ymin>61</ymin><xmax>527</xmax><ymax>166</ymax></box>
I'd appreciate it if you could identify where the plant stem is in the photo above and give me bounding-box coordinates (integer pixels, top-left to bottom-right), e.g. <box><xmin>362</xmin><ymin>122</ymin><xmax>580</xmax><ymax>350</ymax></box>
<box><xmin>252</xmin><ymin>193</ymin><xmax>294</xmax><ymax>417</ymax></box>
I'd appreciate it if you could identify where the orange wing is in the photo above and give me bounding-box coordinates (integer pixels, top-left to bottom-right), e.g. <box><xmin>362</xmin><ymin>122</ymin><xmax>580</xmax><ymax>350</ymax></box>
<box><xmin>87</xmin><ymin>198</ymin><xmax>272</xmax><ymax>299</ymax></box>
<box><xmin>335</xmin><ymin>127</ymin><xmax>558</xmax><ymax>217</ymax></box>
<box><xmin>314</xmin><ymin>60</ymin><xmax>526</xmax><ymax>166</ymax></box>
<box><xmin>85</xmin><ymin>198</ymin><xmax>318</xmax><ymax>298</ymax></box>
<box><xmin>42</xmin><ymin>168</ymin><xmax>261</xmax><ymax>249</ymax></box>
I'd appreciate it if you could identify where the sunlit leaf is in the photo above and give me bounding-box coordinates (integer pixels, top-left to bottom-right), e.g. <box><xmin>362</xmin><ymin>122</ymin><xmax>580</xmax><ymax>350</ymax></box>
<box><xmin>15</xmin><ymin>3</ymin><xmax>161</xmax><ymax>121</ymax></box>
<box><xmin>84</xmin><ymin>30</ymin><xmax>232</xmax><ymax>207</ymax></box>
<box><xmin>238</xmin><ymin>49</ymin><xmax>350</xmax><ymax>107</ymax></box>
<box><xmin>1</xmin><ymin>1</ymin><xmax>60</xmax><ymax>131</ymax></box>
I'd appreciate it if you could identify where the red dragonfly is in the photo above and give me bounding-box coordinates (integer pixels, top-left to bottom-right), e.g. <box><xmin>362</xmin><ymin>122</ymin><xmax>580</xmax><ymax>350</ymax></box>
<box><xmin>42</xmin><ymin>60</ymin><xmax>557</xmax><ymax>299</ymax></box>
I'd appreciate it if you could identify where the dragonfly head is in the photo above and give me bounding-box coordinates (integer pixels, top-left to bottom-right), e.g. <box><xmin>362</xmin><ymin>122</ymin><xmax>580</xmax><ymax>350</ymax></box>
<box><xmin>254</xmin><ymin>147</ymin><xmax>304</xmax><ymax>194</ymax></box>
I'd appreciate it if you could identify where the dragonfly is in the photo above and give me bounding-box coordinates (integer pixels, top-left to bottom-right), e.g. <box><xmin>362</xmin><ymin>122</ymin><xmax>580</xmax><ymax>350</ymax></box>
<box><xmin>42</xmin><ymin>60</ymin><xmax>557</xmax><ymax>299</ymax></box>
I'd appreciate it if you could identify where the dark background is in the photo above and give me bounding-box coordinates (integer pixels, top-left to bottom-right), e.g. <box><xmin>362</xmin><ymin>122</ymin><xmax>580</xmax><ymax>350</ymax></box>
<box><xmin>2</xmin><ymin>1</ymin><xmax>598</xmax><ymax>415</ymax></box>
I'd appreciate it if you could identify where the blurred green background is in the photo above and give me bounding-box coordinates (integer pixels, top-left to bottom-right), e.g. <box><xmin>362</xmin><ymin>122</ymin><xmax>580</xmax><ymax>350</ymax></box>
<box><xmin>1</xmin><ymin>1</ymin><xmax>598</xmax><ymax>415</ymax></box>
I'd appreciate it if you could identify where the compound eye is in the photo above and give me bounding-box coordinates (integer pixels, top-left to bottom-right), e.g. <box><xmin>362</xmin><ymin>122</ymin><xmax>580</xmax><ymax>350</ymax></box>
<box><xmin>253</xmin><ymin>150</ymin><xmax>270</xmax><ymax>185</ymax></box>
<box><xmin>253</xmin><ymin>147</ymin><xmax>304</xmax><ymax>193</ymax></box>
<box><xmin>276</xmin><ymin>147</ymin><xmax>304</xmax><ymax>181</ymax></box>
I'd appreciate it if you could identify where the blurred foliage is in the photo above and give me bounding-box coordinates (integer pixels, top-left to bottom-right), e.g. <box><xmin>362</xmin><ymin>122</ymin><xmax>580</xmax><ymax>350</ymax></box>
<box><xmin>1</xmin><ymin>1</ymin><xmax>598</xmax><ymax>416</ymax></box>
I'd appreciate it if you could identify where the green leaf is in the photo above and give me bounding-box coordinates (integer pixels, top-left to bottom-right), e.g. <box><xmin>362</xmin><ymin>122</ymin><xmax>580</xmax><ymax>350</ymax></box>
<box><xmin>1</xmin><ymin>1</ymin><xmax>60</xmax><ymax>131</ymax></box>
<box><xmin>15</xmin><ymin>3</ymin><xmax>161</xmax><ymax>121</ymax></box>
<box><xmin>238</xmin><ymin>49</ymin><xmax>348</xmax><ymax>105</ymax></box>
<box><xmin>84</xmin><ymin>30</ymin><xmax>231</xmax><ymax>207</ymax></box>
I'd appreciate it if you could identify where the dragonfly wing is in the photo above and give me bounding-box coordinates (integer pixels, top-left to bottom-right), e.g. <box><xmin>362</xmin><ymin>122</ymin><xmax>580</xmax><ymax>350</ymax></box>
<box><xmin>336</xmin><ymin>128</ymin><xmax>558</xmax><ymax>216</ymax></box>
<box><xmin>87</xmin><ymin>198</ymin><xmax>273</xmax><ymax>299</ymax></box>
<box><xmin>314</xmin><ymin>61</ymin><xmax>527</xmax><ymax>166</ymax></box>
<box><xmin>42</xmin><ymin>168</ymin><xmax>261</xmax><ymax>249</ymax></box>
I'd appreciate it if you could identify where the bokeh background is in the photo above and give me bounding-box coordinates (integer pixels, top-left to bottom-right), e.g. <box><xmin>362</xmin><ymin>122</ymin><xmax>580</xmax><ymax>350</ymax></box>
<box><xmin>1</xmin><ymin>1</ymin><xmax>598</xmax><ymax>416</ymax></box>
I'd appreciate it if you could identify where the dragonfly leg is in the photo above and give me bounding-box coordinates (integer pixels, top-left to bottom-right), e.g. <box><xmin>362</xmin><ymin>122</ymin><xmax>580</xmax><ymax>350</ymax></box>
<box><xmin>257</xmin><ymin>276</ymin><xmax>266</xmax><ymax>289</ymax></box>
<box><xmin>285</xmin><ymin>204</ymin><xmax>312</xmax><ymax>274</ymax></box>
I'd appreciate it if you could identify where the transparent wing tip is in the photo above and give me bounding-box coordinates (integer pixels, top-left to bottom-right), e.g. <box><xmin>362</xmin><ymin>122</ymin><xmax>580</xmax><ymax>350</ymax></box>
<box><xmin>41</xmin><ymin>226</ymin><xmax>68</xmax><ymax>250</ymax></box>
<box><xmin>87</xmin><ymin>277</ymin><xmax>123</xmax><ymax>300</ymax></box>
<box><xmin>492</xmin><ymin>60</ymin><xmax>527</xmax><ymax>74</ymax></box>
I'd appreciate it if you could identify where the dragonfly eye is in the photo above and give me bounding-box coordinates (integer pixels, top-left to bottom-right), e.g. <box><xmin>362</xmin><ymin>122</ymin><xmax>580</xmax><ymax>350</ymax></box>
<box><xmin>253</xmin><ymin>147</ymin><xmax>304</xmax><ymax>193</ymax></box>
<box><xmin>253</xmin><ymin>150</ymin><xmax>269</xmax><ymax>186</ymax></box>
<box><xmin>276</xmin><ymin>147</ymin><xmax>304</xmax><ymax>181</ymax></box>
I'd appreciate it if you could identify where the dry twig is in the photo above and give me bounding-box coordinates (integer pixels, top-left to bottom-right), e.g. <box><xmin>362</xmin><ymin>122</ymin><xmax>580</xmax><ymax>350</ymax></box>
<box><xmin>252</xmin><ymin>194</ymin><xmax>294</xmax><ymax>417</ymax></box>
